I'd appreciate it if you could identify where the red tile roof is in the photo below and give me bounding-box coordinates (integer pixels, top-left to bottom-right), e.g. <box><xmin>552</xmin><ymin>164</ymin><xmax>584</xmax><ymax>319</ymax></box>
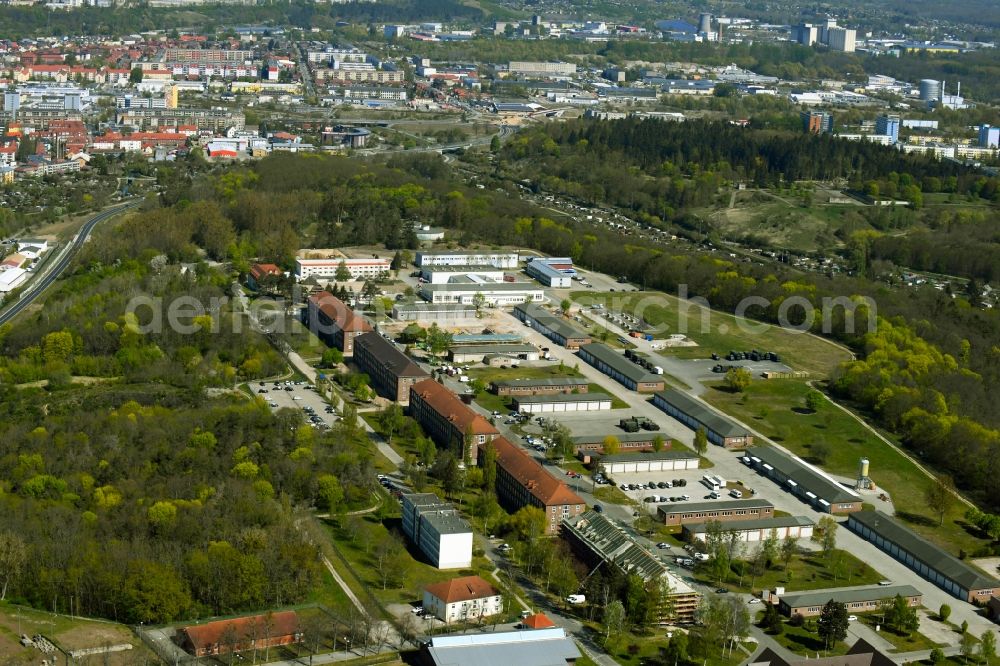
<box><xmin>308</xmin><ymin>291</ymin><xmax>372</xmax><ymax>333</ymax></box>
<box><xmin>410</xmin><ymin>379</ymin><xmax>499</xmax><ymax>438</ymax></box>
<box><xmin>250</xmin><ymin>263</ymin><xmax>282</xmax><ymax>280</ymax></box>
<box><xmin>491</xmin><ymin>437</ymin><xmax>586</xmax><ymax>507</ymax></box>
<box><xmin>425</xmin><ymin>576</ymin><xmax>498</xmax><ymax>604</ymax></box>
<box><xmin>522</xmin><ymin>613</ymin><xmax>556</xmax><ymax>629</ymax></box>
<box><xmin>180</xmin><ymin>611</ymin><xmax>299</xmax><ymax>653</ymax></box>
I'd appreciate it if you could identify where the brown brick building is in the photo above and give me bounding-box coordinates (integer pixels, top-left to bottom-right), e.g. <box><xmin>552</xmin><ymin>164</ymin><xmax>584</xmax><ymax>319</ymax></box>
<box><xmin>306</xmin><ymin>291</ymin><xmax>373</xmax><ymax>357</ymax></box>
<box><xmin>353</xmin><ymin>332</ymin><xmax>428</xmax><ymax>404</ymax></box>
<box><xmin>488</xmin><ymin>437</ymin><xmax>586</xmax><ymax>534</ymax></box>
<box><xmin>409</xmin><ymin>379</ymin><xmax>499</xmax><ymax>463</ymax></box>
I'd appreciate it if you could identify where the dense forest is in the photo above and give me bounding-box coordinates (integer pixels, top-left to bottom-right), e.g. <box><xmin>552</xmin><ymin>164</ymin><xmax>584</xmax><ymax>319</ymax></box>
<box><xmin>0</xmin><ymin>229</ymin><xmax>378</xmax><ymax>623</ymax></box>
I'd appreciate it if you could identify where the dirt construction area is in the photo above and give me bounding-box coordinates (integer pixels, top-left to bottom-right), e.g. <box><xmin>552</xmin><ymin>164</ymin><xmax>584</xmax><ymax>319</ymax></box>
<box><xmin>0</xmin><ymin>604</ymin><xmax>150</xmax><ymax>665</ymax></box>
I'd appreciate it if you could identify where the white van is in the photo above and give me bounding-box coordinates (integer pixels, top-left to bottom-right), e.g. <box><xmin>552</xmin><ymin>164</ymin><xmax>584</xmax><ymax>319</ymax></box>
<box><xmin>729</xmin><ymin>489</ymin><xmax>743</xmax><ymax>499</ymax></box>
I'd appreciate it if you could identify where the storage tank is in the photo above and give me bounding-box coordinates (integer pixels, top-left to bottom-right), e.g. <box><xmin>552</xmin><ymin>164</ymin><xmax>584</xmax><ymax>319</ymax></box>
<box><xmin>859</xmin><ymin>457</ymin><xmax>870</xmax><ymax>479</ymax></box>
<box><xmin>919</xmin><ymin>79</ymin><xmax>941</xmax><ymax>102</ymax></box>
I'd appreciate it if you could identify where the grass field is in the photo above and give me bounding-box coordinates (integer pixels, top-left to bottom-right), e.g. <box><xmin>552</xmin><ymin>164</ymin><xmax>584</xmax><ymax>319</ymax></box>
<box><xmin>702</xmin><ymin>379</ymin><xmax>988</xmax><ymax>554</ymax></box>
<box><xmin>323</xmin><ymin>513</ymin><xmax>495</xmax><ymax>608</ymax></box>
<box><xmin>770</xmin><ymin>619</ymin><xmax>850</xmax><ymax>657</ymax></box>
<box><xmin>570</xmin><ymin>291</ymin><xmax>852</xmax><ymax>378</ymax></box>
<box><xmin>857</xmin><ymin>615</ymin><xmax>943</xmax><ymax>653</ymax></box>
<box><xmin>0</xmin><ymin>603</ymin><xmax>151</xmax><ymax>663</ymax></box>
<box><xmin>696</xmin><ymin>548</ymin><xmax>885</xmax><ymax>594</ymax></box>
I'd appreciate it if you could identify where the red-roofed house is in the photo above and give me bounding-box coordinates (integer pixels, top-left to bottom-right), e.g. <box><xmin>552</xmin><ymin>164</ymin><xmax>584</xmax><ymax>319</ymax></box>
<box><xmin>409</xmin><ymin>379</ymin><xmax>499</xmax><ymax>463</ymax></box>
<box><xmin>247</xmin><ymin>262</ymin><xmax>282</xmax><ymax>291</ymax></box>
<box><xmin>489</xmin><ymin>437</ymin><xmax>586</xmax><ymax>534</ymax></box>
<box><xmin>423</xmin><ymin>576</ymin><xmax>503</xmax><ymax>624</ymax></box>
<box><xmin>306</xmin><ymin>291</ymin><xmax>372</xmax><ymax>357</ymax></box>
<box><xmin>176</xmin><ymin>611</ymin><xmax>301</xmax><ymax>657</ymax></box>
<box><xmin>0</xmin><ymin>143</ymin><xmax>16</xmax><ymax>166</ymax></box>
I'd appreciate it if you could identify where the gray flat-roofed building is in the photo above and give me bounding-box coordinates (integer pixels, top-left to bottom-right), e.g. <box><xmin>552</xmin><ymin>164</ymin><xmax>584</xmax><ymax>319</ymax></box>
<box><xmin>652</xmin><ymin>389</ymin><xmax>753</xmax><ymax>448</ymax></box>
<box><xmin>421</xmin><ymin>628</ymin><xmax>580</xmax><ymax>666</ymax></box>
<box><xmin>577</xmin><ymin>343</ymin><xmax>665</xmax><ymax>393</ymax></box>
<box><xmin>524</xmin><ymin>258</ymin><xmax>573</xmax><ymax>288</ymax></box>
<box><xmin>847</xmin><ymin>510</ymin><xmax>1000</xmax><ymax>603</ymax></box>
<box><xmin>683</xmin><ymin>516</ymin><xmax>814</xmax><ymax>543</ymax></box>
<box><xmin>400</xmin><ymin>493</ymin><xmax>473</xmax><ymax>569</ymax></box>
<box><xmin>353</xmin><ymin>332</ymin><xmax>429</xmax><ymax>404</ymax></box>
<box><xmin>778</xmin><ymin>584</ymin><xmax>923</xmax><ymax>618</ymax></box>
<box><xmin>419</xmin><ymin>281</ymin><xmax>545</xmax><ymax>306</ymax></box>
<box><xmin>392</xmin><ymin>302</ymin><xmax>479</xmax><ymax>322</ymax></box>
<box><xmin>595</xmin><ymin>449</ymin><xmax>699</xmax><ymax>472</ymax></box>
<box><xmin>448</xmin><ymin>343</ymin><xmax>540</xmax><ymax>363</ymax></box>
<box><xmin>657</xmin><ymin>498</ymin><xmax>774</xmax><ymax>526</ymax></box>
<box><xmin>513</xmin><ymin>303</ymin><xmax>591</xmax><ymax>349</ymax></box>
<box><xmin>513</xmin><ymin>392</ymin><xmax>612</xmax><ymax>414</ymax></box>
<box><xmin>491</xmin><ymin>377</ymin><xmax>590</xmax><ymax>396</ymax></box>
<box><xmin>746</xmin><ymin>447</ymin><xmax>862</xmax><ymax>514</ymax></box>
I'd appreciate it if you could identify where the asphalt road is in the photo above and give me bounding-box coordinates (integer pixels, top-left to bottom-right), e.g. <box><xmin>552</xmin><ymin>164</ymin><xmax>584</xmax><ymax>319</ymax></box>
<box><xmin>0</xmin><ymin>200</ymin><xmax>141</xmax><ymax>327</ymax></box>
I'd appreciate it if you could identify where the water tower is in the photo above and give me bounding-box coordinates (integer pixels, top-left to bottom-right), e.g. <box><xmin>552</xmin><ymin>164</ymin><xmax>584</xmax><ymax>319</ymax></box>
<box><xmin>855</xmin><ymin>457</ymin><xmax>872</xmax><ymax>490</ymax></box>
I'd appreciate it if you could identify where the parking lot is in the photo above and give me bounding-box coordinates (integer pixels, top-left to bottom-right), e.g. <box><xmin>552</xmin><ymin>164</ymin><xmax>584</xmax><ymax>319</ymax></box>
<box><xmin>253</xmin><ymin>379</ymin><xmax>339</xmax><ymax>429</ymax></box>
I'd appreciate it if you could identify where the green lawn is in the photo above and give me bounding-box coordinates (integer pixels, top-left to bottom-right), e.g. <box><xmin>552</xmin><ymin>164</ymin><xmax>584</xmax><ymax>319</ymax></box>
<box><xmin>323</xmin><ymin>513</ymin><xmax>496</xmax><ymax>608</ymax></box>
<box><xmin>570</xmin><ymin>291</ymin><xmax>852</xmax><ymax>378</ymax></box>
<box><xmin>770</xmin><ymin>619</ymin><xmax>850</xmax><ymax>657</ymax></box>
<box><xmin>696</xmin><ymin>549</ymin><xmax>885</xmax><ymax>595</ymax></box>
<box><xmin>593</xmin><ymin>485</ymin><xmax>633</xmax><ymax>506</ymax></box>
<box><xmin>702</xmin><ymin>379</ymin><xmax>988</xmax><ymax>555</ymax></box>
<box><xmin>284</xmin><ymin>316</ymin><xmax>327</xmax><ymax>360</ymax></box>
<box><xmin>0</xmin><ymin>603</ymin><xmax>151</xmax><ymax>662</ymax></box>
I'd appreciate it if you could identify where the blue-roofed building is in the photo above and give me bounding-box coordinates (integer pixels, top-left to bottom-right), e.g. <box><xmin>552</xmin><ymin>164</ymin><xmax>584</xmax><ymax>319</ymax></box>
<box><xmin>655</xmin><ymin>19</ymin><xmax>698</xmax><ymax>33</ymax></box>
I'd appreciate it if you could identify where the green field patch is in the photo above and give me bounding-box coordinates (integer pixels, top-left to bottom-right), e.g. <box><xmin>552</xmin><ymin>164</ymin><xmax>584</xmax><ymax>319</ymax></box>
<box><xmin>702</xmin><ymin>380</ymin><xmax>988</xmax><ymax>554</ymax></box>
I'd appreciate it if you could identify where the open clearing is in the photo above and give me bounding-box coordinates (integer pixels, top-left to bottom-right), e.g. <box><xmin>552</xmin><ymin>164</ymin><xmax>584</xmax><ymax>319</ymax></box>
<box><xmin>0</xmin><ymin>603</ymin><xmax>147</xmax><ymax>663</ymax></box>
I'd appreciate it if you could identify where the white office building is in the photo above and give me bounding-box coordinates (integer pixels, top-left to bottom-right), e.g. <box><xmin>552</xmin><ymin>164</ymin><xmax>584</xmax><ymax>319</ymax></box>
<box><xmin>294</xmin><ymin>257</ymin><xmax>391</xmax><ymax>280</ymax></box>
<box><xmin>401</xmin><ymin>493</ymin><xmax>473</xmax><ymax>569</ymax></box>
<box><xmin>419</xmin><ymin>281</ymin><xmax>545</xmax><ymax>306</ymax></box>
<box><xmin>423</xmin><ymin>576</ymin><xmax>504</xmax><ymax>624</ymax></box>
<box><xmin>415</xmin><ymin>251</ymin><xmax>519</xmax><ymax>269</ymax></box>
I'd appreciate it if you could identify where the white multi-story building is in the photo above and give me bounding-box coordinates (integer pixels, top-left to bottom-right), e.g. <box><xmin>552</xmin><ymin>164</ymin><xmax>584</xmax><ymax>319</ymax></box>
<box><xmin>414</xmin><ymin>251</ymin><xmax>519</xmax><ymax>269</ymax></box>
<box><xmin>423</xmin><ymin>576</ymin><xmax>503</xmax><ymax>624</ymax></box>
<box><xmin>420</xmin><ymin>265</ymin><xmax>506</xmax><ymax>284</ymax></box>
<box><xmin>401</xmin><ymin>493</ymin><xmax>473</xmax><ymax>569</ymax></box>
<box><xmin>418</xmin><ymin>281</ymin><xmax>545</xmax><ymax>306</ymax></box>
<box><xmin>294</xmin><ymin>257</ymin><xmax>391</xmax><ymax>281</ymax></box>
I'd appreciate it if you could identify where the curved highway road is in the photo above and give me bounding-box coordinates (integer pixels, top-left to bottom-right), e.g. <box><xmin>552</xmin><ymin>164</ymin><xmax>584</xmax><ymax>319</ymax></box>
<box><xmin>0</xmin><ymin>200</ymin><xmax>141</xmax><ymax>327</ymax></box>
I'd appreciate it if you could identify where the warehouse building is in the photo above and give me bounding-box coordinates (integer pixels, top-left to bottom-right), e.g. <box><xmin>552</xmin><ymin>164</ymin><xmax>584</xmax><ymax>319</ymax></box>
<box><xmin>392</xmin><ymin>302</ymin><xmax>479</xmax><ymax>322</ymax></box>
<box><xmin>524</xmin><ymin>257</ymin><xmax>574</xmax><ymax>288</ymax></box>
<box><xmin>415</xmin><ymin>251</ymin><xmax>520</xmax><ymax>269</ymax></box>
<box><xmin>353</xmin><ymin>332</ymin><xmax>429</xmax><ymax>404</ymax></box>
<box><xmin>562</xmin><ymin>510</ymin><xmax>700</xmax><ymax>623</ymax></box>
<box><xmin>847</xmin><ymin>510</ymin><xmax>1000</xmax><ymax>603</ymax></box>
<box><xmin>305</xmin><ymin>291</ymin><xmax>372</xmax><ymax>357</ymax></box>
<box><xmin>652</xmin><ymin>390</ymin><xmax>753</xmax><ymax>448</ymax></box>
<box><xmin>488</xmin><ymin>437</ymin><xmax>586</xmax><ymax>534</ymax></box>
<box><xmin>745</xmin><ymin>447</ymin><xmax>863</xmax><ymax>514</ymax></box>
<box><xmin>448</xmin><ymin>343</ymin><xmax>539</xmax><ymax>364</ymax></box>
<box><xmin>409</xmin><ymin>379</ymin><xmax>499</xmax><ymax>464</ymax></box>
<box><xmin>657</xmin><ymin>498</ymin><xmax>775</xmax><ymax>527</ymax></box>
<box><xmin>401</xmin><ymin>493</ymin><xmax>473</xmax><ymax>569</ymax></box>
<box><xmin>512</xmin><ymin>392</ymin><xmax>612</xmax><ymax>414</ymax></box>
<box><xmin>418</xmin><ymin>281</ymin><xmax>545</xmax><ymax>306</ymax></box>
<box><xmin>595</xmin><ymin>450</ymin><xmax>699</xmax><ymax>473</ymax></box>
<box><xmin>577</xmin><ymin>343</ymin><xmax>665</xmax><ymax>393</ymax></box>
<box><xmin>682</xmin><ymin>516</ymin><xmax>814</xmax><ymax>543</ymax></box>
<box><xmin>513</xmin><ymin>303</ymin><xmax>591</xmax><ymax>349</ymax></box>
<box><xmin>491</xmin><ymin>377</ymin><xmax>590</xmax><ymax>396</ymax></box>
<box><xmin>572</xmin><ymin>433</ymin><xmax>668</xmax><ymax>458</ymax></box>
<box><xmin>777</xmin><ymin>584</ymin><xmax>922</xmax><ymax>618</ymax></box>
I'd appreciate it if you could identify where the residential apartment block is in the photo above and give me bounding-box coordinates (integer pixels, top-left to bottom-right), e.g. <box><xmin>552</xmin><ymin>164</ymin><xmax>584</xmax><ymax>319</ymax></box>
<box><xmin>294</xmin><ymin>256</ymin><xmax>392</xmax><ymax>281</ymax></box>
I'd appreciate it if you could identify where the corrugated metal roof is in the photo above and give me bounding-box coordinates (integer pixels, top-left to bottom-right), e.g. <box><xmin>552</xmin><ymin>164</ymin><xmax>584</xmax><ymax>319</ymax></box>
<box><xmin>653</xmin><ymin>389</ymin><xmax>749</xmax><ymax>438</ymax></box>
<box><xmin>426</xmin><ymin>629</ymin><xmax>580</xmax><ymax>666</ymax></box>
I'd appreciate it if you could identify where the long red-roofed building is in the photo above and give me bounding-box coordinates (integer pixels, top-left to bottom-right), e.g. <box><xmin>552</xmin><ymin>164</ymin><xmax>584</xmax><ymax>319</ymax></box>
<box><xmin>409</xmin><ymin>378</ymin><xmax>498</xmax><ymax>463</ymax></box>
<box><xmin>177</xmin><ymin>611</ymin><xmax>301</xmax><ymax>657</ymax></box>
<box><xmin>306</xmin><ymin>291</ymin><xmax>372</xmax><ymax>357</ymax></box>
<box><xmin>489</xmin><ymin>437</ymin><xmax>586</xmax><ymax>534</ymax></box>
